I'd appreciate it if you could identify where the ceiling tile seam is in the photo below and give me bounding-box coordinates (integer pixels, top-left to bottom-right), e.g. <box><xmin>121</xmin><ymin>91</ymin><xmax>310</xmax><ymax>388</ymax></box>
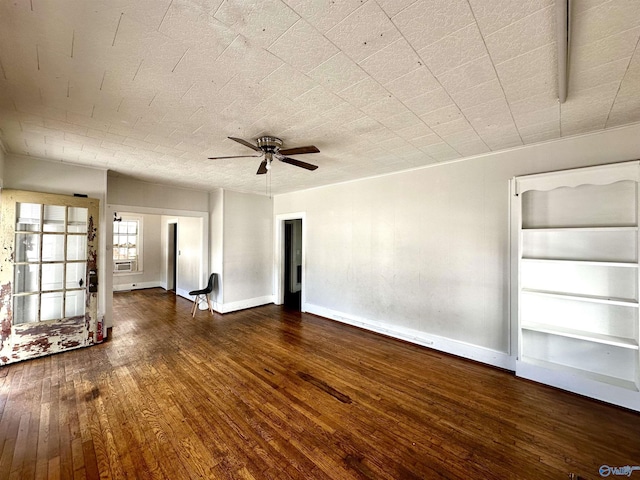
<box><xmin>493</xmin><ymin>40</ymin><xmax>556</xmax><ymax>70</ymax></box>
<box><xmin>277</xmin><ymin>0</ymin><xmax>304</xmax><ymax>31</ymax></box>
<box><xmin>604</xmin><ymin>31</ymin><xmax>640</xmax><ymax>129</ymax></box>
<box><xmin>573</xmin><ymin>0</ymin><xmax>614</xmax><ymax>17</ymax></box>
<box><xmin>571</xmin><ymin>55</ymin><xmax>636</xmax><ymax>78</ymax></box>
<box><xmin>171</xmin><ymin>48</ymin><xmax>190</xmax><ymax>73</ymax></box>
<box><xmin>265</xmin><ymin>17</ymin><xmax>303</xmax><ymax>52</ymax></box>
<box><xmin>157</xmin><ymin>0</ymin><xmax>174</xmax><ymax>32</ymax></box>
<box><xmin>482</xmin><ymin>3</ymin><xmax>554</xmax><ymax>41</ymax></box>
<box><xmin>466</xmin><ymin>1</ymin><xmax>524</xmax><ymax>146</ymax></box>
<box><xmin>572</xmin><ymin>24</ymin><xmax>640</xmax><ymax>50</ymax></box>
<box><xmin>324</xmin><ymin>0</ymin><xmax>374</xmax><ymax>38</ymax></box>
<box><xmin>383</xmin><ymin>0</ymin><xmax>420</xmax><ymax>20</ymax></box>
<box><xmin>375</xmin><ymin>12</ymin><xmax>489</xmax><ymax>157</ymax></box>
<box><xmin>112</xmin><ymin>13</ymin><xmax>124</xmax><ymax>46</ymax></box>
<box><xmin>257</xmin><ymin>10</ymin><xmax>441</xmax><ymax>164</ymax></box>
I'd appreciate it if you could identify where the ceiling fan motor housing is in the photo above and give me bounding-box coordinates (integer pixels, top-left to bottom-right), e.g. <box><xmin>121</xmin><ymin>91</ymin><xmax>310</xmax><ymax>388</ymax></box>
<box><xmin>256</xmin><ymin>136</ymin><xmax>283</xmax><ymax>153</ymax></box>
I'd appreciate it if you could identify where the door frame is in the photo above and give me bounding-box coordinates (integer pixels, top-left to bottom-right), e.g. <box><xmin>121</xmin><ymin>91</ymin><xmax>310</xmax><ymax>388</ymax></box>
<box><xmin>105</xmin><ymin>205</ymin><xmax>208</xmax><ymax>323</ymax></box>
<box><xmin>274</xmin><ymin>212</ymin><xmax>306</xmax><ymax>311</ymax></box>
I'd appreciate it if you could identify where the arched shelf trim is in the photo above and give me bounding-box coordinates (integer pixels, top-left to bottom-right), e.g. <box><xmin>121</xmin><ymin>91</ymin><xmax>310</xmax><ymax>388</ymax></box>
<box><xmin>513</xmin><ymin>160</ymin><xmax>640</xmax><ymax>196</ymax></box>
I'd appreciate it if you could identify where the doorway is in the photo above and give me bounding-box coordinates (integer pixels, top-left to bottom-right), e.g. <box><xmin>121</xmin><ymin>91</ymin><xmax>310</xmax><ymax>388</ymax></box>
<box><xmin>284</xmin><ymin>219</ymin><xmax>302</xmax><ymax>309</ymax></box>
<box><xmin>167</xmin><ymin>222</ymin><xmax>177</xmax><ymax>291</ymax></box>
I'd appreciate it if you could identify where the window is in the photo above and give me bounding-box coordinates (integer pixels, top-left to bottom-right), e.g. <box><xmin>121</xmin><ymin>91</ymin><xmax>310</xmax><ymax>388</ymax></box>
<box><xmin>113</xmin><ymin>217</ymin><xmax>142</xmax><ymax>273</ymax></box>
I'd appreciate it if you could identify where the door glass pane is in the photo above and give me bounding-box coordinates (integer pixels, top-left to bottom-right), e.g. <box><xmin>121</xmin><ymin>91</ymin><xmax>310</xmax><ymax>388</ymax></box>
<box><xmin>42</xmin><ymin>263</ymin><xmax>64</xmax><ymax>291</ymax></box>
<box><xmin>14</xmin><ymin>264</ymin><xmax>39</xmax><ymax>293</ymax></box>
<box><xmin>15</xmin><ymin>234</ymin><xmax>40</xmax><ymax>262</ymax></box>
<box><xmin>41</xmin><ymin>292</ymin><xmax>63</xmax><ymax>321</ymax></box>
<box><xmin>42</xmin><ymin>234</ymin><xmax>65</xmax><ymax>261</ymax></box>
<box><xmin>13</xmin><ymin>295</ymin><xmax>38</xmax><ymax>324</ymax></box>
<box><xmin>67</xmin><ymin>235</ymin><xmax>87</xmax><ymax>261</ymax></box>
<box><xmin>43</xmin><ymin>205</ymin><xmax>65</xmax><ymax>232</ymax></box>
<box><xmin>16</xmin><ymin>203</ymin><xmax>41</xmax><ymax>232</ymax></box>
<box><xmin>66</xmin><ymin>263</ymin><xmax>86</xmax><ymax>289</ymax></box>
<box><xmin>65</xmin><ymin>290</ymin><xmax>85</xmax><ymax>317</ymax></box>
<box><xmin>68</xmin><ymin>207</ymin><xmax>88</xmax><ymax>233</ymax></box>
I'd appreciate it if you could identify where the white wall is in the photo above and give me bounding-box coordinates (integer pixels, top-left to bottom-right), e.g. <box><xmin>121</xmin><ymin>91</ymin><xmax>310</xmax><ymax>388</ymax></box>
<box><xmin>209</xmin><ymin>189</ymin><xmax>224</xmax><ymax>307</ymax></box>
<box><xmin>221</xmin><ymin>190</ymin><xmax>273</xmax><ymax>311</ymax></box>
<box><xmin>274</xmin><ymin>123</ymin><xmax>640</xmax><ymax>369</ymax></box>
<box><xmin>112</xmin><ymin>213</ymin><xmax>162</xmax><ymax>291</ymax></box>
<box><xmin>177</xmin><ymin>216</ymin><xmax>204</xmax><ymax>298</ymax></box>
<box><xmin>3</xmin><ymin>154</ymin><xmax>109</xmax><ymax>326</ymax></box>
<box><xmin>159</xmin><ymin>215</ymin><xmax>207</xmax><ymax>299</ymax></box>
<box><xmin>107</xmin><ymin>173</ymin><xmax>209</xmax><ymax>211</ymax></box>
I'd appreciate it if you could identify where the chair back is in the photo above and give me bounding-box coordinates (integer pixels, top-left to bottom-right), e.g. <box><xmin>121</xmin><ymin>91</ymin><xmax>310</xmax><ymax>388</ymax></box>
<box><xmin>205</xmin><ymin>273</ymin><xmax>215</xmax><ymax>293</ymax></box>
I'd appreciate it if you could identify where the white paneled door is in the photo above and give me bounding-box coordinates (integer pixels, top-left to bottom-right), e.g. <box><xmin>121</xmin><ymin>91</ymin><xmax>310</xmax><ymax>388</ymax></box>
<box><xmin>0</xmin><ymin>190</ymin><xmax>102</xmax><ymax>365</ymax></box>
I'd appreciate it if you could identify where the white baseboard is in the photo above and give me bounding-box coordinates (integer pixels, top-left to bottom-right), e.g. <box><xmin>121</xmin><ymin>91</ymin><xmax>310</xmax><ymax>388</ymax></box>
<box><xmin>113</xmin><ymin>281</ymin><xmax>161</xmax><ymax>292</ymax></box>
<box><xmin>305</xmin><ymin>303</ymin><xmax>515</xmax><ymax>371</ymax></box>
<box><xmin>516</xmin><ymin>360</ymin><xmax>640</xmax><ymax>412</ymax></box>
<box><xmin>216</xmin><ymin>295</ymin><xmax>274</xmax><ymax>314</ymax></box>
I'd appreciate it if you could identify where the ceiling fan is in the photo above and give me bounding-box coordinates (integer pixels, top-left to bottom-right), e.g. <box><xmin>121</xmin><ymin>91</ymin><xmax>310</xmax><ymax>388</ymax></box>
<box><xmin>208</xmin><ymin>136</ymin><xmax>319</xmax><ymax>174</ymax></box>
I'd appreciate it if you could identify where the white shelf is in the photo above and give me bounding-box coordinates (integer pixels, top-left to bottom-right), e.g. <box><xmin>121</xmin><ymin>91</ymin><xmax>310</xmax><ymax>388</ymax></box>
<box><xmin>522</xmin><ymin>226</ymin><xmax>638</xmax><ymax>232</ymax></box>
<box><xmin>520</xmin><ymin>357</ymin><xmax>639</xmax><ymax>392</ymax></box>
<box><xmin>521</xmin><ymin>323</ymin><xmax>639</xmax><ymax>350</ymax></box>
<box><xmin>521</xmin><ymin>258</ymin><xmax>638</xmax><ymax>268</ymax></box>
<box><xmin>521</xmin><ymin>288</ymin><xmax>639</xmax><ymax>307</ymax></box>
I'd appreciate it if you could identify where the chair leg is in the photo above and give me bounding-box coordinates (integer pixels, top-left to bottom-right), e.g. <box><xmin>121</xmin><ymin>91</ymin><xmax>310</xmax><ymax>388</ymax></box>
<box><xmin>191</xmin><ymin>296</ymin><xmax>198</xmax><ymax>317</ymax></box>
<box><xmin>206</xmin><ymin>294</ymin><xmax>214</xmax><ymax>315</ymax></box>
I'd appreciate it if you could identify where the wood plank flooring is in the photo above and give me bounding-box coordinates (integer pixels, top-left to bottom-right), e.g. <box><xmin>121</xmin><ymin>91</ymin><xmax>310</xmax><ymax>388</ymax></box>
<box><xmin>1</xmin><ymin>288</ymin><xmax>639</xmax><ymax>479</ymax></box>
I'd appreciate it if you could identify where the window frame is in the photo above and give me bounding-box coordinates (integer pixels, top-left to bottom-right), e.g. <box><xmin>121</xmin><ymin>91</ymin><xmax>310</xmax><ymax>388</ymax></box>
<box><xmin>113</xmin><ymin>215</ymin><xmax>143</xmax><ymax>274</ymax></box>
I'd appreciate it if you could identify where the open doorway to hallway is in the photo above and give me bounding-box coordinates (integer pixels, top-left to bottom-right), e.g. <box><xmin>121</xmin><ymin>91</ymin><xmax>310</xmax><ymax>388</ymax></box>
<box><xmin>283</xmin><ymin>219</ymin><xmax>302</xmax><ymax>310</ymax></box>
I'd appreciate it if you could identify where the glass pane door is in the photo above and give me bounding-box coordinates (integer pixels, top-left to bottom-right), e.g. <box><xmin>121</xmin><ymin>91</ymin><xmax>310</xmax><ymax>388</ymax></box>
<box><xmin>13</xmin><ymin>203</ymin><xmax>88</xmax><ymax>324</ymax></box>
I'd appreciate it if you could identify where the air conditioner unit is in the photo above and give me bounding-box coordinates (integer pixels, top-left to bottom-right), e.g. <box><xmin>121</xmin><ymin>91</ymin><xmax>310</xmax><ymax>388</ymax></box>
<box><xmin>114</xmin><ymin>260</ymin><xmax>136</xmax><ymax>272</ymax></box>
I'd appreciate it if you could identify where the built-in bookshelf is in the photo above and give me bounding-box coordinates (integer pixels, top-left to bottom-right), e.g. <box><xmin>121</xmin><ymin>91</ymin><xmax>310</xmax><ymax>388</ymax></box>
<box><xmin>511</xmin><ymin>161</ymin><xmax>640</xmax><ymax>412</ymax></box>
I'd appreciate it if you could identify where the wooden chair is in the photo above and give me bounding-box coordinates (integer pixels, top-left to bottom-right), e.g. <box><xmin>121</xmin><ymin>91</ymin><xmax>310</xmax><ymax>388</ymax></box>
<box><xmin>189</xmin><ymin>273</ymin><xmax>215</xmax><ymax>317</ymax></box>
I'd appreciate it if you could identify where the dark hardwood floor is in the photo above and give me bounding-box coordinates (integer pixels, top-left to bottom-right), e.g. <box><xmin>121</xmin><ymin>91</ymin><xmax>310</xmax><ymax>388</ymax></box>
<box><xmin>1</xmin><ymin>288</ymin><xmax>639</xmax><ymax>479</ymax></box>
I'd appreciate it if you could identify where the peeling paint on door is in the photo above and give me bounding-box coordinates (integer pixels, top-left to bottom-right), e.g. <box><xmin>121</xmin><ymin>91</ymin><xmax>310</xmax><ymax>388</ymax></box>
<box><xmin>0</xmin><ymin>190</ymin><xmax>102</xmax><ymax>365</ymax></box>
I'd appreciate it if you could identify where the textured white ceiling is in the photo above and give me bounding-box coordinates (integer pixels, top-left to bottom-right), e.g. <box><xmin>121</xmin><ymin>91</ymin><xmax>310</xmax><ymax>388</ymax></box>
<box><xmin>0</xmin><ymin>0</ymin><xmax>639</xmax><ymax>195</ymax></box>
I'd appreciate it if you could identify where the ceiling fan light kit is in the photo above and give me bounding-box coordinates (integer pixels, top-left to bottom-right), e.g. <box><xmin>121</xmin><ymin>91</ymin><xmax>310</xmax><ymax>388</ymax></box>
<box><xmin>209</xmin><ymin>136</ymin><xmax>320</xmax><ymax>175</ymax></box>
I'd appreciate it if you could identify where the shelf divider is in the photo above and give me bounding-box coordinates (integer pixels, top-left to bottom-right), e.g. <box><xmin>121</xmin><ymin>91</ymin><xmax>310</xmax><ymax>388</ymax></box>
<box><xmin>521</xmin><ymin>258</ymin><xmax>638</xmax><ymax>268</ymax></box>
<box><xmin>522</xmin><ymin>322</ymin><xmax>639</xmax><ymax>349</ymax></box>
<box><xmin>521</xmin><ymin>288</ymin><xmax>639</xmax><ymax>307</ymax></box>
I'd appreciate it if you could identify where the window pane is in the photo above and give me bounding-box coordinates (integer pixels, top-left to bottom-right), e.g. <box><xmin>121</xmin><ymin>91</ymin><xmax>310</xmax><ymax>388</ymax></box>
<box><xmin>13</xmin><ymin>295</ymin><xmax>38</xmax><ymax>324</ymax></box>
<box><xmin>68</xmin><ymin>207</ymin><xmax>87</xmax><ymax>233</ymax></box>
<box><xmin>16</xmin><ymin>203</ymin><xmax>41</xmax><ymax>232</ymax></box>
<box><xmin>67</xmin><ymin>235</ymin><xmax>87</xmax><ymax>261</ymax></box>
<box><xmin>14</xmin><ymin>264</ymin><xmax>39</xmax><ymax>293</ymax></box>
<box><xmin>42</xmin><ymin>234</ymin><xmax>65</xmax><ymax>261</ymax></box>
<box><xmin>42</xmin><ymin>263</ymin><xmax>64</xmax><ymax>291</ymax></box>
<box><xmin>41</xmin><ymin>292</ymin><xmax>63</xmax><ymax>321</ymax></box>
<box><xmin>43</xmin><ymin>205</ymin><xmax>65</xmax><ymax>232</ymax></box>
<box><xmin>15</xmin><ymin>234</ymin><xmax>40</xmax><ymax>262</ymax></box>
<box><xmin>66</xmin><ymin>263</ymin><xmax>86</xmax><ymax>289</ymax></box>
<box><xmin>65</xmin><ymin>291</ymin><xmax>85</xmax><ymax>318</ymax></box>
<box><xmin>127</xmin><ymin>221</ymin><xmax>137</xmax><ymax>234</ymax></box>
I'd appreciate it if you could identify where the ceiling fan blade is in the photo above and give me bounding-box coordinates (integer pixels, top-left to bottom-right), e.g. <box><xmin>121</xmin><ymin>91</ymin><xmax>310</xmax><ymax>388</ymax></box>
<box><xmin>279</xmin><ymin>156</ymin><xmax>318</xmax><ymax>171</ymax></box>
<box><xmin>228</xmin><ymin>136</ymin><xmax>261</xmax><ymax>152</ymax></box>
<box><xmin>208</xmin><ymin>154</ymin><xmax>262</xmax><ymax>160</ymax></box>
<box><xmin>256</xmin><ymin>159</ymin><xmax>268</xmax><ymax>175</ymax></box>
<box><xmin>278</xmin><ymin>145</ymin><xmax>320</xmax><ymax>156</ymax></box>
